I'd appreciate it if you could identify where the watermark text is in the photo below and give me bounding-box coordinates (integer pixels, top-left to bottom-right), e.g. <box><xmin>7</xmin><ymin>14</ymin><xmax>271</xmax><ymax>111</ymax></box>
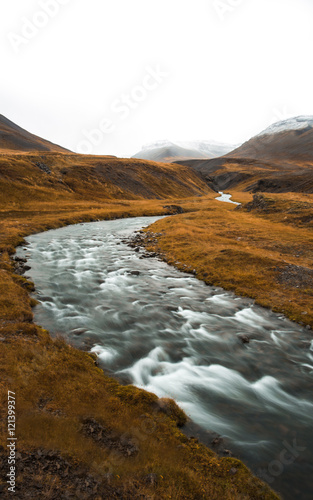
<box><xmin>7</xmin><ymin>391</ymin><xmax>16</xmax><ymax>493</ymax></box>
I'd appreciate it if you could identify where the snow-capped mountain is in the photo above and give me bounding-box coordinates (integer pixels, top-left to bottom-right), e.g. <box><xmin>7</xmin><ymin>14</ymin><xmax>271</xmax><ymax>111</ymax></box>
<box><xmin>176</xmin><ymin>140</ymin><xmax>239</xmax><ymax>157</ymax></box>
<box><xmin>225</xmin><ymin>115</ymin><xmax>313</xmax><ymax>163</ymax></box>
<box><xmin>257</xmin><ymin>116</ymin><xmax>313</xmax><ymax>137</ymax></box>
<box><xmin>133</xmin><ymin>140</ymin><xmax>238</xmax><ymax>163</ymax></box>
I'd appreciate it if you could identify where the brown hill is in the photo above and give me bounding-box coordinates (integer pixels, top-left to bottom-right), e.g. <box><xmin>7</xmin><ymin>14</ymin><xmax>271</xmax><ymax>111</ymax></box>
<box><xmin>0</xmin><ymin>114</ymin><xmax>70</xmax><ymax>153</ymax></box>
<box><xmin>227</xmin><ymin>126</ymin><xmax>313</xmax><ymax>164</ymax></box>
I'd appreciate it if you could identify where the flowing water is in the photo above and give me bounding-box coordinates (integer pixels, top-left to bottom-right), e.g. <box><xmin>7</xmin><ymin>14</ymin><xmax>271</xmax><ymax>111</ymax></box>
<box><xmin>17</xmin><ymin>216</ymin><xmax>313</xmax><ymax>500</ymax></box>
<box><xmin>216</xmin><ymin>191</ymin><xmax>241</xmax><ymax>205</ymax></box>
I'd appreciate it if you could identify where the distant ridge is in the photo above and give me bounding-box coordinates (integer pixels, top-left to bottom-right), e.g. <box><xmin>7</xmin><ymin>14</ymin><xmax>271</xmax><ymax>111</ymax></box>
<box><xmin>133</xmin><ymin>140</ymin><xmax>238</xmax><ymax>163</ymax></box>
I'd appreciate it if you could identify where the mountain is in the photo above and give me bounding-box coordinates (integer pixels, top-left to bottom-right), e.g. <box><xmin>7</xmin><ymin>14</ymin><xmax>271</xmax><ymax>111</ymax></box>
<box><xmin>182</xmin><ymin>140</ymin><xmax>240</xmax><ymax>158</ymax></box>
<box><xmin>133</xmin><ymin>140</ymin><xmax>238</xmax><ymax>163</ymax></box>
<box><xmin>133</xmin><ymin>142</ymin><xmax>210</xmax><ymax>163</ymax></box>
<box><xmin>257</xmin><ymin>116</ymin><xmax>313</xmax><ymax>136</ymax></box>
<box><xmin>0</xmin><ymin>114</ymin><xmax>70</xmax><ymax>153</ymax></box>
<box><xmin>176</xmin><ymin>116</ymin><xmax>313</xmax><ymax>193</ymax></box>
<box><xmin>226</xmin><ymin>116</ymin><xmax>313</xmax><ymax>164</ymax></box>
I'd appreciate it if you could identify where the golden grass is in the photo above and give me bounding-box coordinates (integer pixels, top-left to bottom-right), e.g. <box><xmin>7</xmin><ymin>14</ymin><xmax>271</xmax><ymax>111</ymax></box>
<box><xmin>144</xmin><ymin>191</ymin><xmax>313</xmax><ymax>327</ymax></box>
<box><xmin>0</xmin><ymin>153</ymin><xmax>210</xmax><ymax>211</ymax></box>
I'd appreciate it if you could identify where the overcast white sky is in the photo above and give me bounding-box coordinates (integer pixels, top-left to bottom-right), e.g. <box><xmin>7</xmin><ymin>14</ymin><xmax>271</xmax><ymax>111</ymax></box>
<box><xmin>1</xmin><ymin>0</ymin><xmax>313</xmax><ymax>157</ymax></box>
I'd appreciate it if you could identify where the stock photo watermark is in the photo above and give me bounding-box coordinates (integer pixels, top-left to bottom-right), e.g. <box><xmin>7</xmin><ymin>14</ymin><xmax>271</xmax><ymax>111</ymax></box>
<box><xmin>271</xmin><ymin>106</ymin><xmax>294</xmax><ymax>124</ymax></box>
<box><xmin>257</xmin><ymin>438</ymin><xmax>306</xmax><ymax>484</ymax></box>
<box><xmin>7</xmin><ymin>391</ymin><xmax>16</xmax><ymax>493</ymax></box>
<box><xmin>7</xmin><ymin>0</ymin><xmax>72</xmax><ymax>54</ymax></box>
<box><xmin>212</xmin><ymin>0</ymin><xmax>246</xmax><ymax>21</ymax></box>
<box><xmin>77</xmin><ymin>65</ymin><xmax>168</xmax><ymax>154</ymax></box>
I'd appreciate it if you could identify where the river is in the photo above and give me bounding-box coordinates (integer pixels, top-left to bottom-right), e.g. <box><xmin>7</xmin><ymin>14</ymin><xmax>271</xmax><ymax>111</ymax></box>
<box><xmin>17</xmin><ymin>216</ymin><xmax>313</xmax><ymax>500</ymax></box>
<box><xmin>215</xmin><ymin>191</ymin><xmax>241</xmax><ymax>205</ymax></box>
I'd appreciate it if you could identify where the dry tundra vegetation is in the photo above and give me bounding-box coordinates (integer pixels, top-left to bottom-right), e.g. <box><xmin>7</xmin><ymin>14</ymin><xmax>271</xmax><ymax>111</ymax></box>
<box><xmin>144</xmin><ymin>190</ymin><xmax>313</xmax><ymax>329</ymax></box>
<box><xmin>1</xmin><ymin>148</ymin><xmax>312</xmax><ymax>499</ymax></box>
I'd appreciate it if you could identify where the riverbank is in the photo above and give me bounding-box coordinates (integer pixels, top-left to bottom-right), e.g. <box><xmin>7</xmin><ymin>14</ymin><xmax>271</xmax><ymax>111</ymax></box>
<box><xmin>0</xmin><ymin>197</ymin><xmax>279</xmax><ymax>499</ymax></box>
<box><xmin>21</xmin><ymin>215</ymin><xmax>313</xmax><ymax>500</ymax></box>
<box><xmin>141</xmin><ymin>192</ymin><xmax>313</xmax><ymax>329</ymax></box>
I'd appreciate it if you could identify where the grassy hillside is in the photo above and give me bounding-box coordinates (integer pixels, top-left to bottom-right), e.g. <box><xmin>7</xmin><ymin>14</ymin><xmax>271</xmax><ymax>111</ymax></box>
<box><xmin>0</xmin><ymin>153</ymin><xmax>210</xmax><ymax>210</ymax></box>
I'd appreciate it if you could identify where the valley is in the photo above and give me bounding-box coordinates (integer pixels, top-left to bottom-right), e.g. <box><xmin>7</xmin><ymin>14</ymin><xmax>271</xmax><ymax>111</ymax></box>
<box><xmin>0</xmin><ymin>114</ymin><xmax>312</xmax><ymax>499</ymax></box>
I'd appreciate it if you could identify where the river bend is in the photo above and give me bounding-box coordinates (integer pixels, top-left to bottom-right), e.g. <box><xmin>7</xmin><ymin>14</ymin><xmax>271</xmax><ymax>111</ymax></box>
<box><xmin>17</xmin><ymin>217</ymin><xmax>313</xmax><ymax>500</ymax></box>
